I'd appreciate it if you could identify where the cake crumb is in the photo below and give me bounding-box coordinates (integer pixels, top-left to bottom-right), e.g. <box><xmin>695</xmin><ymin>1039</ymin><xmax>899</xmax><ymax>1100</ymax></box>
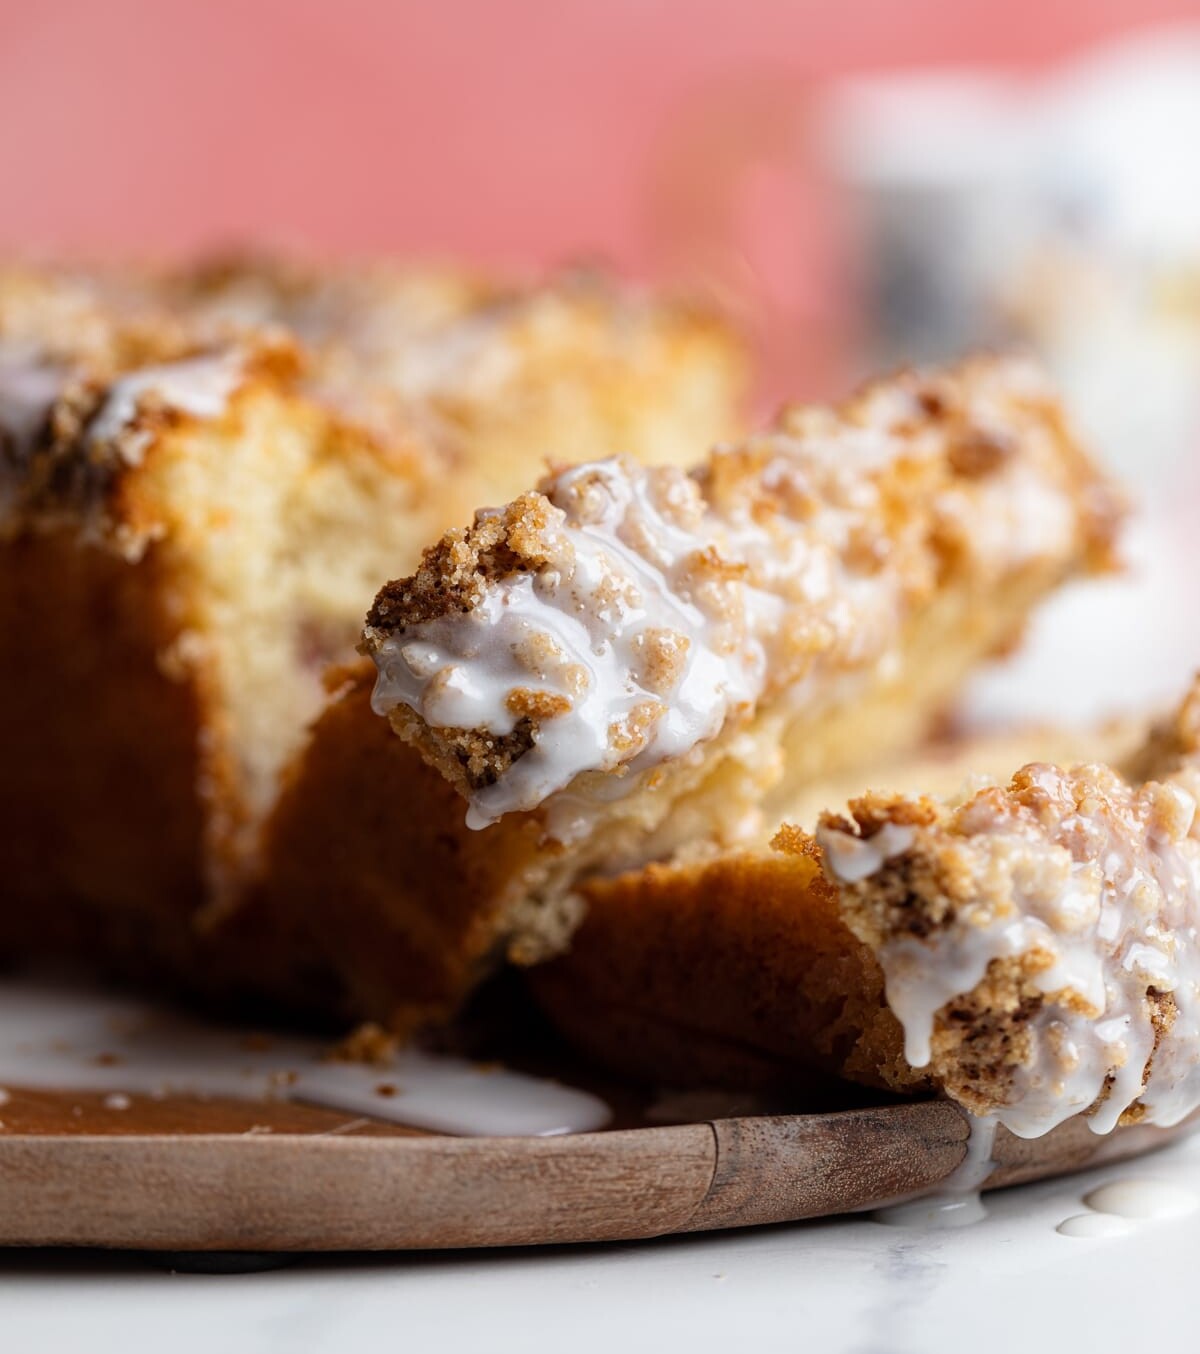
<box><xmin>326</xmin><ymin>1021</ymin><xmax>398</xmax><ymax>1067</ymax></box>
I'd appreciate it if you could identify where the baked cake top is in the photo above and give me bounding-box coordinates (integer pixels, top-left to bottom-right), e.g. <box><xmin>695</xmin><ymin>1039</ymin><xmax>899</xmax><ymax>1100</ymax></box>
<box><xmin>0</xmin><ymin>309</ymin><xmax>300</xmax><ymax>556</ymax></box>
<box><xmin>364</xmin><ymin>355</ymin><xmax>1123</xmax><ymax>832</ymax></box>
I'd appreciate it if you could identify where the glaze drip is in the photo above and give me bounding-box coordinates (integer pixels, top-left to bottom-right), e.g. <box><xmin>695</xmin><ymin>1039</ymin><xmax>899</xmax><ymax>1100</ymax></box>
<box><xmin>819</xmin><ymin>724</ymin><xmax>1200</xmax><ymax>1141</ymax></box>
<box><xmin>368</xmin><ymin>357</ymin><xmax>1096</xmax><ymax>833</ymax></box>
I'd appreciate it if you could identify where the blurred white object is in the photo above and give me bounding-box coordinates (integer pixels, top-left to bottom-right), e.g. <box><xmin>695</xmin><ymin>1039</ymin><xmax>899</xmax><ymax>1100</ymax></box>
<box><xmin>828</xmin><ymin>26</ymin><xmax>1200</xmax><ymax>495</ymax></box>
<box><xmin>827</xmin><ymin>72</ymin><xmax>1033</xmax><ymax>360</ymax></box>
<box><xmin>962</xmin><ymin>510</ymin><xmax>1195</xmax><ymax>729</ymax></box>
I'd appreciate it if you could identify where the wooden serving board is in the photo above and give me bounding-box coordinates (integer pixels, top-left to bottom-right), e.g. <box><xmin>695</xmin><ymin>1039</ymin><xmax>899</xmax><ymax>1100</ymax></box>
<box><xmin>0</xmin><ymin>1086</ymin><xmax>1191</xmax><ymax>1251</ymax></box>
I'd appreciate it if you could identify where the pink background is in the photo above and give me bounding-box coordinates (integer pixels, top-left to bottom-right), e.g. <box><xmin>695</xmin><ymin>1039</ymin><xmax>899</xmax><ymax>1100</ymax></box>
<box><xmin>2</xmin><ymin>0</ymin><xmax>1197</xmax><ymax>400</ymax></box>
<box><xmin>1</xmin><ymin>2</ymin><xmax>1198</xmax><ymax>731</ymax></box>
<box><xmin>1</xmin><ymin>0</ymin><xmax>1196</xmax><ymax>268</ymax></box>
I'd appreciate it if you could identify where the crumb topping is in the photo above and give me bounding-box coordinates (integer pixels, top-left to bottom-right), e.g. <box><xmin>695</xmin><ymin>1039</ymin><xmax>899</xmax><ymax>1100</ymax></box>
<box><xmin>0</xmin><ymin>327</ymin><xmax>257</xmax><ymax>548</ymax></box>
<box><xmin>0</xmin><ymin>264</ymin><xmax>328</xmax><ymax>550</ymax></box>
<box><xmin>0</xmin><ymin>314</ymin><xmax>297</xmax><ymax>552</ymax></box>
<box><xmin>813</xmin><ymin>679</ymin><xmax>1200</xmax><ymax>1138</ymax></box>
<box><xmin>324</xmin><ymin>1021</ymin><xmax>399</xmax><ymax>1067</ymax></box>
<box><xmin>365</xmin><ymin>356</ymin><xmax>1121</xmax><ymax>832</ymax></box>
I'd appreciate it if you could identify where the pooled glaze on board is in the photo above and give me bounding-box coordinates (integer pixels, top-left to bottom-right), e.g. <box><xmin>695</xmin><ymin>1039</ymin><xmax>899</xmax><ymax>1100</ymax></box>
<box><xmin>0</xmin><ymin>975</ymin><xmax>610</xmax><ymax>1137</ymax></box>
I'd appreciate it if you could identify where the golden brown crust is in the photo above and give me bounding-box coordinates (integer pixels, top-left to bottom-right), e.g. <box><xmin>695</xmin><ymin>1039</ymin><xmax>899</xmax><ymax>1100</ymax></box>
<box><xmin>252</xmin><ymin>664</ymin><xmax>554</xmax><ymax>1033</ymax></box>
<box><xmin>0</xmin><ymin>526</ymin><xmax>346</xmax><ymax>1019</ymax></box>
<box><xmin>0</xmin><ymin>530</ymin><xmax>212</xmax><ymax>973</ymax></box>
<box><xmin>532</xmin><ymin>846</ymin><xmax>924</xmax><ymax>1097</ymax></box>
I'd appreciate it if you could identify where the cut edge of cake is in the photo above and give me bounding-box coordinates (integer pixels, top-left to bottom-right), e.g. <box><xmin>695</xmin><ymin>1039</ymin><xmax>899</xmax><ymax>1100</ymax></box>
<box><xmin>531</xmin><ymin>681</ymin><xmax>1200</xmax><ymax>1141</ymax></box>
<box><xmin>252</xmin><ymin>355</ymin><xmax>1124</xmax><ymax>1033</ymax></box>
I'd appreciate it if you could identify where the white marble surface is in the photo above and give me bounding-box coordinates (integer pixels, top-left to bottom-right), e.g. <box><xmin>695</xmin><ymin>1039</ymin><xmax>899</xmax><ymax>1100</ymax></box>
<box><xmin>2</xmin><ymin>1133</ymin><xmax>1200</xmax><ymax>1354</ymax></box>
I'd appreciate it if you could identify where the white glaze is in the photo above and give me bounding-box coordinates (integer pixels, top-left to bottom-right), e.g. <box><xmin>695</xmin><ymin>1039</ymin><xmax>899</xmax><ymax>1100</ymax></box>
<box><xmin>373</xmin><ymin>458</ymin><xmax>773</xmax><ymax>827</ymax></box>
<box><xmin>371</xmin><ymin>358</ymin><xmax>1073</xmax><ymax>832</ymax></box>
<box><xmin>0</xmin><ymin>974</ymin><xmax>610</xmax><ymax>1138</ymax></box>
<box><xmin>820</xmin><ymin>756</ymin><xmax>1200</xmax><ymax>1141</ymax></box>
<box><xmin>1056</xmin><ymin>1213</ymin><xmax>1133</xmax><ymax>1238</ymax></box>
<box><xmin>953</xmin><ymin>1115</ymin><xmax>999</xmax><ymax>1189</ymax></box>
<box><xmin>1083</xmin><ymin>1177</ymin><xmax>1199</xmax><ymax>1219</ymax></box>
<box><xmin>873</xmin><ymin>1192</ymin><xmax>988</xmax><ymax>1229</ymax></box>
<box><xmin>86</xmin><ymin>353</ymin><xmax>243</xmax><ymax>464</ymax></box>
<box><xmin>873</xmin><ymin>1113</ymin><xmax>997</xmax><ymax>1227</ymax></box>
<box><xmin>819</xmin><ymin>822</ymin><xmax>915</xmax><ymax>884</ymax></box>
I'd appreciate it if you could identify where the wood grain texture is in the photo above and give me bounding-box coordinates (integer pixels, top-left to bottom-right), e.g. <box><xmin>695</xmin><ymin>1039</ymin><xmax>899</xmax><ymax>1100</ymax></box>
<box><xmin>0</xmin><ymin>1089</ymin><xmax>1192</xmax><ymax>1251</ymax></box>
<box><xmin>0</xmin><ymin>1095</ymin><xmax>717</xmax><ymax>1251</ymax></box>
<box><xmin>688</xmin><ymin>1103</ymin><xmax>968</xmax><ymax>1231</ymax></box>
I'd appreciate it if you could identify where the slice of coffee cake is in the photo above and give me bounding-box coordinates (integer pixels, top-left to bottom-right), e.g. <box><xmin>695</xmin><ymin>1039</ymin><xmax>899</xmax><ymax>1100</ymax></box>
<box><xmin>0</xmin><ymin>257</ymin><xmax>747</xmax><ymax>1008</ymax></box>
<box><xmin>265</xmin><ymin>355</ymin><xmax>1121</xmax><ymax>1030</ymax></box>
<box><xmin>533</xmin><ymin>683</ymin><xmax>1200</xmax><ymax>1139</ymax></box>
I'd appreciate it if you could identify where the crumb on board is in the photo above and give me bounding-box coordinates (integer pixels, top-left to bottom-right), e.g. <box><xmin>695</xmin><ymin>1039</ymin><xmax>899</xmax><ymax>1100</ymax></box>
<box><xmin>324</xmin><ymin>1021</ymin><xmax>399</xmax><ymax>1067</ymax></box>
